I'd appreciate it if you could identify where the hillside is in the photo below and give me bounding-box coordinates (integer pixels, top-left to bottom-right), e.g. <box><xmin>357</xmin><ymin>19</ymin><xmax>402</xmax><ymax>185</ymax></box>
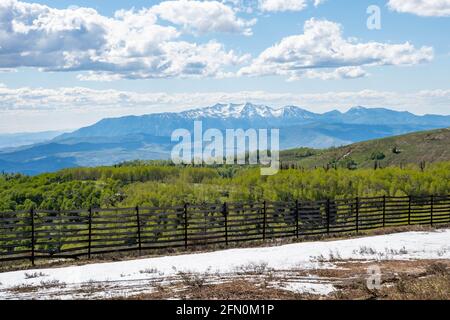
<box><xmin>281</xmin><ymin>127</ymin><xmax>450</xmax><ymax>169</ymax></box>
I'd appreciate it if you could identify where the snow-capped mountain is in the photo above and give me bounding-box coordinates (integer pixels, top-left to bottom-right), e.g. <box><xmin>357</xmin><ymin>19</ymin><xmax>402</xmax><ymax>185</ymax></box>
<box><xmin>55</xmin><ymin>103</ymin><xmax>450</xmax><ymax>140</ymax></box>
<box><xmin>181</xmin><ymin>103</ymin><xmax>316</xmax><ymax>120</ymax></box>
<box><xmin>54</xmin><ymin>103</ymin><xmax>322</xmax><ymax>139</ymax></box>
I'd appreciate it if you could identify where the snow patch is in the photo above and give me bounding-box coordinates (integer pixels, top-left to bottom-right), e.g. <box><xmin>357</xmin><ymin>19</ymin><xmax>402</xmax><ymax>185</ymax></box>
<box><xmin>276</xmin><ymin>280</ymin><xmax>335</xmax><ymax>296</ymax></box>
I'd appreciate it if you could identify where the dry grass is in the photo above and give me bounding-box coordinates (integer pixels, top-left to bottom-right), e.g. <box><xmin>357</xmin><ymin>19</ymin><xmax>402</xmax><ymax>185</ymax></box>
<box><xmin>385</xmin><ymin>273</ymin><xmax>450</xmax><ymax>300</ymax></box>
<box><xmin>7</xmin><ymin>279</ymin><xmax>67</xmax><ymax>296</ymax></box>
<box><xmin>128</xmin><ymin>280</ymin><xmax>307</xmax><ymax>300</ymax></box>
<box><xmin>120</xmin><ymin>259</ymin><xmax>450</xmax><ymax>300</ymax></box>
<box><xmin>331</xmin><ymin>260</ymin><xmax>450</xmax><ymax>300</ymax></box>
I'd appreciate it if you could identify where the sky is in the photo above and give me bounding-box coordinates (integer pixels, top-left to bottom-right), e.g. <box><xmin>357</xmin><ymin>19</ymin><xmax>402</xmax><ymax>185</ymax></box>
<box><xmin>0</xmin><ymin>0</ymin><xmax>449</xmax><ymax>133</ymax></box>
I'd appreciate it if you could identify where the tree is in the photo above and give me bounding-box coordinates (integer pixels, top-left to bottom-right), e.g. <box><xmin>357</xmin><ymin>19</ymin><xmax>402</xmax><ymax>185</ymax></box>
<box><xmin>371</xmin><ymin>151</ymin><xmax>385</xmax><ymax>160</ymax></box>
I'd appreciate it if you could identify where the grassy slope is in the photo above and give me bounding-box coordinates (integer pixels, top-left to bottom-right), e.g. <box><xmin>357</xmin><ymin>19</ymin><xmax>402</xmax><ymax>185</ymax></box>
<box><xmin>280</xmin><ymin>127</ymin><xmax>450</xmax><ymax>168</ymax></box>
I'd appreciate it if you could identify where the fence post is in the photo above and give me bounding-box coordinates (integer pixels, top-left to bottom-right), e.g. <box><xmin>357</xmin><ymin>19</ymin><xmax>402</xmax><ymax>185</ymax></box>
<box><xmin>408</xmin><ymin>195</ymin><xmax>412</xmax><ymax>225</ymax></box>
<box><xmin>88</xmin><ymin>207</ymin><xmax>92</xmax><ymax>259</ymax></box>
<box><xmin>326</xmin><ymin>199</ymin><xmax>331</xmax><ymax>235</ymax></box>
<box><xmin>30</xmin><ymin>208</ymin><xmax>35</xmax><ymax>266</ymax></box>
<box><xmin>295</xmin><ymin>200</ymin><xmax>299</xmax><ymax>239</ymax></box>
<box><xmin>355</xmin><ymin>197</ymin><xmax>359</xmax><ymax>233</ymax></box>
<box><xmin>135</xmin><ymin>206</ymin><xmax>142</xmax><ymax>255</ymax></box>
<box><xmin>184</xmin><ymin>203</ymin><xmax>188</xmax><ymax>250</ymax></box>
<box><xmin>430</xmin><ymin>195</ymin><xmax>434</xmax><ymax>226</ymax></box>
<box><xmin>222</xmin><ymin>202</ymin><xmax>228</xmax><ymax>246</ymax></box>
<box><xmin>262</xmin><ymin>201</ymin><xmax>267</xmax><ymax>241</ymax></box>
<box><xmin>382</xmin><ymin>195</ymin><xmax>386</xmax><ymax>228</ymax></box>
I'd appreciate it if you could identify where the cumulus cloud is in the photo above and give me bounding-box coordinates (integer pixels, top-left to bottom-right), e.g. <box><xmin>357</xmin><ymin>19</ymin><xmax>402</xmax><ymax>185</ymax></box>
<box><xmin>238</xmin><ymin>18</ymin><xmax>434</xmax><ymax>80</ymax></box>
<box><xmin>77</xmin><ymin>40</ymin><xmax>249</xmax><ymax>81</ymax></box>
<box><xmin>0</xmin><ymin>0</ymin><xmax>251</xmax><ymax>79</ymax></box>
<box><xmin>388</xmin><ymin>0</ymin><xmax>450</xmax><ymax>17</ymax></box>
<box><xmin>150</xmin><ymin>0</ymin><xmax>256</xmax><ymax>35</ymax></box>
<box><xmin>0</xmin><ymin>1</ymin><xmax>438</xmax><ymax>82</ymax></box>
<box><xmin>258</xmin><ymin>0</ymin><xmax>308</xmax><ymax>12</ymax></box>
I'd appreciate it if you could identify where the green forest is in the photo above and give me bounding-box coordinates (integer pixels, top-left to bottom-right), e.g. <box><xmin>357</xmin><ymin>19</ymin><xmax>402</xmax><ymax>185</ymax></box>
<box><xmin>1</xmin><ymin>160</ymin><xmax>449</xmax><ymax>212</ymax></box>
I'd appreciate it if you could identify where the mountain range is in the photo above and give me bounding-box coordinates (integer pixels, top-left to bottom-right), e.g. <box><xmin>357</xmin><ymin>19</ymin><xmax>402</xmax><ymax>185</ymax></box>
<box><xmin>1</xmin><ymin>103</ymin><xmax>449</xmax><ymax>175</ymax></box>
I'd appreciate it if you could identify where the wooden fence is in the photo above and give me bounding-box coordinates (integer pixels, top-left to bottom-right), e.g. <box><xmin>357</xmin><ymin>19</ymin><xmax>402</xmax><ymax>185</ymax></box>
<box><xmin>1</xmin><ymin>195</ymin><xmax>449</xmax><ymax>265</ymax></box>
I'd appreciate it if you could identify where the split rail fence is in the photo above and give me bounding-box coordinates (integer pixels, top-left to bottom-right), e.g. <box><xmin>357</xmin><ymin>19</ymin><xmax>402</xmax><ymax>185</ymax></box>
<box><xmin>1</xmin><ymin>195</ymin><xmax>449</xmax><ymax>265</ymax></box>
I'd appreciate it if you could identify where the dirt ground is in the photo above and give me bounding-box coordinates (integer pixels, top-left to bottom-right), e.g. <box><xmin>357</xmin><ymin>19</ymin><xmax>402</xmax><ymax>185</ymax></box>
<box><xmin>124</xmin><ymin>259</ymin><xmax>450</xmax><ymax>300</ymax></box>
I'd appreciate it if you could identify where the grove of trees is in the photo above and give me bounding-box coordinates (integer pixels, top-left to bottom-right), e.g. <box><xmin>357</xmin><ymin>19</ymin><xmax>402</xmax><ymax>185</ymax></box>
<box><xmin>1</xmin><ymin>161</ymin><xmax>449</xmax><ymax>211</ymax></box>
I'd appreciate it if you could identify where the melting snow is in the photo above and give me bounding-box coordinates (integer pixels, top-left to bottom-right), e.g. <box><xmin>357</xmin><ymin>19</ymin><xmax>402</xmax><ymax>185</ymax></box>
<box><xmin>0</xmin><ymin>229</ymin><xmax>448</xmax><ymax>299</ymax></box>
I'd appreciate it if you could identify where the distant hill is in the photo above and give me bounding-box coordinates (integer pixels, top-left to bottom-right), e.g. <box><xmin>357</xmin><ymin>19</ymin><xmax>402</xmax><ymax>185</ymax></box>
<box><xmin>0</xmin><ymin>130</ymin><xmax>66</xmax><ymax>150</ymax></box>
<box><xmin>281</xmin><ymin>127</ymin><xmax>450</xmax><ymax>169</ymax></box>
<box><xmin>1</xmin><ymin>103</ymin><xmax>450</xmax><ymax>174</ymax></box>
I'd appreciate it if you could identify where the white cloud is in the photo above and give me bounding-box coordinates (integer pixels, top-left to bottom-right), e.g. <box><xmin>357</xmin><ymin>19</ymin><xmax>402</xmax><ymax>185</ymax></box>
<box><xmin>0</xmin><ymin>1</ymin><xmax>439</xmax><ymax>82</ymax></box>
<box><xmin>238</xmin><ymin>18</ymin><xmax>433</xmax><ymax>80</ymax></box>
<box><xmin>258</xmin><ymin>0</ymin><xmax>308</xmax><ymax>12</ymax></box>
<box><xmin>313</xmin><ymin>0</ymin><xmax>326</xmax><ymax>7</ymax></box>
<box><xmin>256</xmin><ymin>0</ymin><xmax>327</xmax><ymax>12</ymax></box>
<box><xmin>220</xmin><ymin>0</ymin><xmax>320</xmax><ymax>13</ymax></box>
<box><xmin>77</xmin><ymin>40</ymin><xmax>249</xmax><ymax>80</ymax></box>
<box><xmin>150</xmin><ymin>0</ymin><xmax>256</xmax><ymax>35</ymax></box>
<box><xmin>301</xmin><ymin>66</ymin><xmax>368</xmax><ymax>80</ymax></box>
<box><xmin>388</xmin><ymin>0</ymin><xmax>450</xmax><ymax>17</ymax></box>
<box><xmin>0</xmin><ymin>85</ymin><xmax>444</xmax><ymax>112</ymax></box>
<box><xmin>0</xmin><ymin>0</ymin><xmax>250</xmax><ymax>79</ymax></box>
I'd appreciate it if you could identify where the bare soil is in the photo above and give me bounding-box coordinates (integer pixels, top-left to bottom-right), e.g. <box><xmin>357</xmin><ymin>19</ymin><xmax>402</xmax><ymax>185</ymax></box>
<box><xmin>124</xmin><ymin>259</ymin><xmax>450</xmax><ymax>300</ymax></box>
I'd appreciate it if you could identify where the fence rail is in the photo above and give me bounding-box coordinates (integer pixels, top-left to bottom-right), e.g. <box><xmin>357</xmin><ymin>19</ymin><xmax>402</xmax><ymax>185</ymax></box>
<box><xmin>1</xmin><ymin>195</ymin><xmax>449</xmax><ymax>265</ymax></box>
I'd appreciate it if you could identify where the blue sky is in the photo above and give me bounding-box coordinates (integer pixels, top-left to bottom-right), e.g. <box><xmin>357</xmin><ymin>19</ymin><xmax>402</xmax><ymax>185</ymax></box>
<box><xmin>0</xmin><ymin>0</ymin><xmax>449</xmax><ymax>132</ymax></box>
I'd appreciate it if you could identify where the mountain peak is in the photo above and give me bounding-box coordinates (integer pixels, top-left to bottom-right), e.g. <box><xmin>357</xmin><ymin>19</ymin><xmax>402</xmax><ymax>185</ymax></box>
<box><xmin>241</xmin><ymin>103</ymin><xmax>273</xmax><ymax>117</ymax></box>
<box><xmin>347</xmin><ymin>106</ymin><xmax>367</xmax><ymax>113</ymax></box>
<box><xmin>278</xmin><ymin>105</ymin><xmax>316</xmax><ymax>118</ymax></box>
<box><xmin>323</xmin><ymin>109</ymin><xmax>342</xmax><ymax>116</ymax></box>
<box><xmin>181</xmin><ymin>103</ymin><xmax>321</xmax><ymax>120</ymax></box>
<box><xmin>183</xmin><ymin>102</ymin><xmax>275</xmax><ymax>119</ymax></box>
